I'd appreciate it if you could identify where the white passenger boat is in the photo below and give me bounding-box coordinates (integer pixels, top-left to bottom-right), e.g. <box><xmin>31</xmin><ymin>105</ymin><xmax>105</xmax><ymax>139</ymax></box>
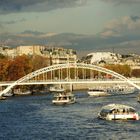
<box><xmin>52</xmin><ymin>92</ymin><xmax>76</xmax><ymax>105</ymax></box>
<box><xmin>2</xmin><ymin>92</ymin><xmax>13</xmax><ymax>97</ymax></box>
<box><xmin>49</xmin><ymin>86</ymin><xmax>65</xmax><ymax>93</ymax></box>
<box><xmin>106</xmin><ymin>85</ymin><xmax>136</xmax><ymax>95</ymax></box>
<box><xmin>14</xmin><ymin>89</ymin><xmax>32</xmax><ymax>96</ymax></box>
<box><xmin>98</xmin><ymin>104</ymin><xmax>139</xmax><ymax>121</ymax></box>
<box><xmin>87</xmin><ymin>88</ymin><xmax>109</xmax><ymax>96</ymax></box>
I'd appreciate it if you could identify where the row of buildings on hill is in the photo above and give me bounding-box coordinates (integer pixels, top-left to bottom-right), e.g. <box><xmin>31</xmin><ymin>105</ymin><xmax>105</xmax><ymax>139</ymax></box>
<box><xmin>81</xmin><ymin>52</ymin><xmax>140</xmax><ymax>69</ymax></box>
<box><xmin>0</xmin><ymin>45</ymin><xmax>140</xmax><ymax>69</ymax></box>
<box><xmin>0</xmin><ymin>45</ymin><xmax>77</xmax><ymax>65</ymax></box>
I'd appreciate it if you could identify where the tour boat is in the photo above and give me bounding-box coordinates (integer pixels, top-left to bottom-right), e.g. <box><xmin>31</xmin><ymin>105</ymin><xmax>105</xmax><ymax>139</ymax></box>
<box><xmin>87</xmin><ymin>88</ymin><xmax>109</xmax><ymax>96</ymax></box>
<box><xmin>52</xmin><ymin>92</ymin><xmax>76</xmax><ymax>105</ymax></box>
<box><xmin>49</xmin><ymin>86</ymin><xmax>65</xmax><ymax>93</ymax></box>
<box><xmin>106</xmin><ymin>85</ymin><xmax>136</xmax><ymax>95</ymax></box>
<box><xmin>98</xmin><ymin>104</ymin><xmax>139</xmax><ymax>121</ymax></box>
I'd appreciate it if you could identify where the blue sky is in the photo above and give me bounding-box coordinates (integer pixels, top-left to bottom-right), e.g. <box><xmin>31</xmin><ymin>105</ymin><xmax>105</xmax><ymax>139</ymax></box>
<box><xmin>0</xmin><ymin>0</ymin><xmax>140</xmax><ymax>55</ymax></box>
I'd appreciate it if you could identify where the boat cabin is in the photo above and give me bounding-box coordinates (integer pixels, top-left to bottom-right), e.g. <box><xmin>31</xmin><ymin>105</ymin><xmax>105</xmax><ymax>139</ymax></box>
<box><xmin>52</xmin><ymin>92</ymin><xmax>75</xmax><ymax>105</ymax></box>
<box><xmin>98</xmin><ymin>104</ymin><xmax>139</xmax><ymax>120</ymax></box>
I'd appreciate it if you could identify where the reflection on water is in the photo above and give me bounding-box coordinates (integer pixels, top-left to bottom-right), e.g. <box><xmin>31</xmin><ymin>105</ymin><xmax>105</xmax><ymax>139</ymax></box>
<box><xmin>0</xmin><ymin>91</ymin><xmax>140</xmax><ymax>140</ymax></box>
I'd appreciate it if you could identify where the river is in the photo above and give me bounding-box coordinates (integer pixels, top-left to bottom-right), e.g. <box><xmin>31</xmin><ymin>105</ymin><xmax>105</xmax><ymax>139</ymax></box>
<box><xmin>0</xmin><ymin>91</ymin><xmax>140</xmax><ymax>140</ymax></box>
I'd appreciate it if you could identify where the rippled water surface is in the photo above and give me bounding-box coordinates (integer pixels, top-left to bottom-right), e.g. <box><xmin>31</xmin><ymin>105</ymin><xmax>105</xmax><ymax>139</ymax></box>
<box><xmin>0</xmin><ymin>91</ymin><xmax>140</xmax><ymax>140</ymax></box>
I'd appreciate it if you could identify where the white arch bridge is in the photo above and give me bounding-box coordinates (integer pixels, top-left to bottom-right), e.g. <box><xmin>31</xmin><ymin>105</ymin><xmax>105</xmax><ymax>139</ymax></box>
<box><xmin>0</xmin><ymin>63</ymin><xmax>140</xmax><ymax>96</ymax></box>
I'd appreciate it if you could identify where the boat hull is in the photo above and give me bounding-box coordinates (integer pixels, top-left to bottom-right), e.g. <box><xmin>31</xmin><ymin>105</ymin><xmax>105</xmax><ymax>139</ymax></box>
<box><xmin>98</xmin><ymin>104</ymin><xmax>139</xmax><ymax>121</ymax></box>
<box><xmin>88</xmin><ymin>91</ymin><xmax>109</xmax><ymax>96</ymax></box>
<box><xmin>14</xmin><ymin>91</ymin><xmax>31</xmax><ymax>96</ymax></box>
<box><xmin>99</xmin><ymin>113</ymin><xmax>139</xmax><ymax>121</ymax></box>
<box><xmin>52</xmin><ymin>100</ymin><xmax>75</xmax><ymax>105</ymax></box>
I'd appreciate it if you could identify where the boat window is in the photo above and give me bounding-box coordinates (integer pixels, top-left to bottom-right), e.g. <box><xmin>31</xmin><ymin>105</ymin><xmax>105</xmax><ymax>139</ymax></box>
<box><xmin>100</xmin><ymin>109</ymin><xmax>112</xmax><ymax>117</ymax></box>
<box><xmin>128</xmin><ymin>108</ymin><xmax>135</xmax><ymax>113</ymax></box>
<box><xmin>54</xmin><ymin>97</ymin><xmax>57</xmax><ymax>100</ymax></box>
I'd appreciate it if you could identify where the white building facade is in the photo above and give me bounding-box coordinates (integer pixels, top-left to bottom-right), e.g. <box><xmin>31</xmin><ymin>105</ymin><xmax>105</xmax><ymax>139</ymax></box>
<box><xmin>84</xmin><ymin>52</ymin><xmax>121</xmax><ymax>64</ymax></box>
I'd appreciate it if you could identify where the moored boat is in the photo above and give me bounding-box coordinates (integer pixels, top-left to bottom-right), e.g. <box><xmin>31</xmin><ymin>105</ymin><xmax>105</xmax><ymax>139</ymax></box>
<box><xmin>98</xmin><ymin>104</ymin><xmax>139</xmax><ymax>121</ymax></box>
<box><xmin>87</xmin><ymin>88</ymin><xmax>109</xmax><ymax>96</ymax></box>
<box><xmin>2</xmin><ymin>92</ymin><xmax>13</xmax><ymax>97</ymax></box>
<box><xmin>52</xmin><ymin>92</ymin><xmax>76</xmax><ymax>105</ymax></box>
<box><xmin>14</xmin><ymin>89</ymin><xmax>32</xmax><ymax>96</ymax></box>
<box><xmin>106</xmin><ymin>85</ymin><xmax>136</xmax><ymax>95</ymax></box>
<box><xmin>49</xmin><ymin>86</ymin><xmax>65</xmax><ymax>93</ymax></box>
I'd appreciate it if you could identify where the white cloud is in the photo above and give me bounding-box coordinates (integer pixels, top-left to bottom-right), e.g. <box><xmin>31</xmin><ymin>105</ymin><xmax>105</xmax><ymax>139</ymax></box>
<box><xmin>100</xmin><ymin>30</ymin><xmax>121</xmax><ymax>38</ymax></box>
<box><xmin>101</xmin><ymin>16</ymin><xmax>140</xmax><ymax>38</ymax></box>
<box><xmin>119</xmin><ymin>40</ymin><xmax>140</xmax><ymax>46</ymax></box>
<box><xmin>101</xmin><ymin>0</ymin><xmax>140</xmax><ymax>5</ymax></box>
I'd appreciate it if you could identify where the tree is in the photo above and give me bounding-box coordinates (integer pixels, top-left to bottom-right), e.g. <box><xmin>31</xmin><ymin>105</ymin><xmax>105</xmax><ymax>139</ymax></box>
<box><xmin>0</xmin><ymin>58</ymin><xmax>11</xmax><ymax>81</ymax></box>
<box><xmin>7</xmin><ymin>55</ymin><xmax>33</xmax><ymax>81</ymax></box>
<box><xmin>104</xmin><ymin>64</ymin><xmax>131</xmax><ymax>77</ymax></box>
<box><xmin>131</xmin><ymin>69</ymin><xmax>140</xmax><ymax>78</ymax></box>
<box><xmin>31</xmin><ymin>55</ymin><xmax>50</xmax><ymax>71</ymax></box>
<box><xmin>0</xmin><ymin>53</ymin><xmax>6</xmax><ymax>59</ymax></box>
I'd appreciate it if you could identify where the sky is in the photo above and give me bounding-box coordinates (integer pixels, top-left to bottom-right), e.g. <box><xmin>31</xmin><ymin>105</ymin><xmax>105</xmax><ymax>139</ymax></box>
<box><xmin>0</xmin><ymin>0</ymin><xmax>140</xmax><ymax>55</ymax></box>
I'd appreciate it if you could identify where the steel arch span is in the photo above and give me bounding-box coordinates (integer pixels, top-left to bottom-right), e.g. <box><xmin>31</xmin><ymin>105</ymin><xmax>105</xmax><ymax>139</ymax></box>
<box><xmin>0</xmin><ymin>63</ymin><xmax>140</xmax><ymax>96</ymax></box>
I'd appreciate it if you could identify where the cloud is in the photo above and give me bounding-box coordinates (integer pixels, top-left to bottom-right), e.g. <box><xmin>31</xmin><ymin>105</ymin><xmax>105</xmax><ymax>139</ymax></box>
<box><xmin>100</xmin><ymin>30</ymin><xmax>121</xmax><ymax>38</ymax></box>
<box><xmin>100</xmin><ymin>16</ymin><xmax>140</xmax><ymax>38</ymax></box>
<box><xmin>0</xmin><ymin>18</ymin><xmax>26</xmax><ymax>32</ymax></box>
<box><xmin>1</xmin><ymin>16</ymin><xmax>140</xmax><ymax>55</ymax></box>
<box><xmin>0</xmin><ymin>23</ymin><xmax>3</xmax><ymax>29</ymax></box>
<box><xmin>131</xmin><ymin>16</ymin><xmax>140</xmax><ymax>21</ymax></box>
<box><xmin>108</xmin><ymin>40</ymin><xmax>140</xmax><ymax>54</ymax></box>
<box><xmin>119</xmin><ymin>40</ymin><xmax>140</xmax><ymax>46</ymax></box>
<box><xmin>0</xmin><ymin>0</ymin><xmax>87</xmax><ymax>14</ymax></box>
<box><xmin>16</xmin><ymin>30</ymin><xmax>58</xmax><ymax>38</ymax></box>
<box><xmin>0</xmin><ymin>18</ymin><xmax>26</xmax><ymax>29</ymax></box>
<box><xmin>101</xmin><ymin>0</ymin><xmax>140</xmax><ymax>5</ymax></box>
<box><xmin>1</xmin><ymin>30</ymin><xmax>140</xmax><ymax>55</ymax></box>
<box><xmin>0</xmin><ymin>18</ymin><xmax>26</xmax><ymax>25</ymax></box>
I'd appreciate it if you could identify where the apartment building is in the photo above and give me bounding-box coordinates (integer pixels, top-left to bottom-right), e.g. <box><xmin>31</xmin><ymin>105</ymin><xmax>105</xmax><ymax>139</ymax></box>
<box><xmin>0</xmin><ymin>45</ymin><xmax>77</xmax><ymax>64</ymax></box>
<box><xmin>16</xmin><ymin>45</ymin><xmax>45</xmax><ymax>56</ymax></box>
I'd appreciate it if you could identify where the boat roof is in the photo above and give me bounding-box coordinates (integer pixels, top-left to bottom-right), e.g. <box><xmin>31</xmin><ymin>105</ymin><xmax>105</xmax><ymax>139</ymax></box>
<box><xmin>101</xmin><ymin>104</ymin><xmax>135</xmax><ymax>111</ymax></box>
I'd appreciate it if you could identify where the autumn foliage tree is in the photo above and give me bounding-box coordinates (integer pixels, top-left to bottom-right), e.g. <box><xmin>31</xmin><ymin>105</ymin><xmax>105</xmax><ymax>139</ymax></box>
<box><xmin>131</xmin><ymin>69</ymin><xmax>140</xmax><ymax>77</ymax></box>
<box><xmin>0</xmin><ymin>58</ymin><xmax>11</xmax><ymax>81</ymax></box>
<box><xmin>0</xmin><ymin>54</ymin><xmax>51</xmax><ymax>81</ymax></box>
<box><xmin>104</xmin><ymin>64</ymin><xmax>131</xmax><ymax>77</ymax></box>
<box><xmin>7</xmin><ymin>55</ymin><xmax>33</xmax><ymax>81</ymax></box>
<box><xmin>31</xmin><ymin>55</ymin><xmax>49</xmax><ymax>71</ymax></box>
